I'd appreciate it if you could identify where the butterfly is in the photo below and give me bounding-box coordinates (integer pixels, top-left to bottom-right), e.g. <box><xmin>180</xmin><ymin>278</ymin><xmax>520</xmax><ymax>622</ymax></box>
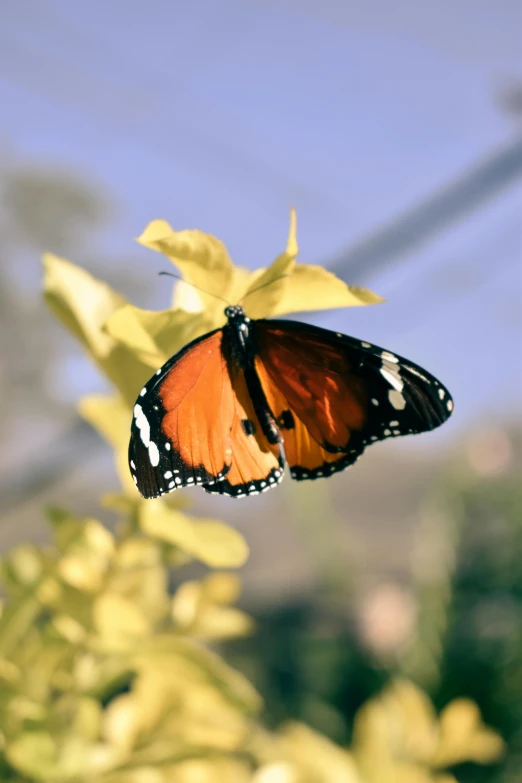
<box><xmin>129</xmin><ymin>304</ymin><xmax>453</xmax><ymax>499</ymax></box>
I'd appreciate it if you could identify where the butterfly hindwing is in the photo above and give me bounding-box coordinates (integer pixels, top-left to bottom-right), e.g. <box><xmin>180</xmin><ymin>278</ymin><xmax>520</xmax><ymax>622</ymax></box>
<box><xmin>253</xmin><ymin>319</ymin><xmax>453</xmax><ymax>481</ymax></box>
<box><xmin>253</xmin><ymin>358</ymin><xmax>359</xmax><ymax>480</ymax></box>
<box><xmin>201</xmin><ymin>364</ymin><xmax>284</xmax><ymax>497</ymax></box>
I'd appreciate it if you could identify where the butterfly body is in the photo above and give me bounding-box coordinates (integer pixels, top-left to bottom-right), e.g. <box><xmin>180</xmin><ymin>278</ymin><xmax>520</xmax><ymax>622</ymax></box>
<box><xmin>129</xmin><ymin>306</ymin><xmax>453</xmax><ymax>499</ymax></box>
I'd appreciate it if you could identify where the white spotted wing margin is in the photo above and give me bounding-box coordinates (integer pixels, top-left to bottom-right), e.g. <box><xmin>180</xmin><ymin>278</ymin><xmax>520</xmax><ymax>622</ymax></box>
<box><xmin>253</xmin><ymin>318</ymin><xmax>453</xmax><ymax>475</ymax></box>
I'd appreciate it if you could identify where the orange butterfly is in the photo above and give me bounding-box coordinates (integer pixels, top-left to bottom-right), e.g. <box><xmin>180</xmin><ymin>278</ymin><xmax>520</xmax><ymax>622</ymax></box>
<box><xmin>129</xmin><ymin>304</ymin><xmax>453</xmax><ymax>499</ymax></box>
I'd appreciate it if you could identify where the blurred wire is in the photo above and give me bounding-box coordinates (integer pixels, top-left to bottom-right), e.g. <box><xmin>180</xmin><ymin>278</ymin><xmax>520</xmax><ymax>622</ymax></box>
<box><xmin>326</xmin><ymin>135</ymin><xmax>522</xmax><ymax>282</ymax></box>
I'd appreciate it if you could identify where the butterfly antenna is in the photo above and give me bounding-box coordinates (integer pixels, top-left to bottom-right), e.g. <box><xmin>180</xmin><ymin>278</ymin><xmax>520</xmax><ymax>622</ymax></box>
<box><xmin>238</xmin><ymin>273</ymin><xmax>291</xmax><ymax>304</ymax></box>
<box><xmin>158</xmin><ymin>271</ymin><xmax>231</xmax><ymax>306</ymax></box>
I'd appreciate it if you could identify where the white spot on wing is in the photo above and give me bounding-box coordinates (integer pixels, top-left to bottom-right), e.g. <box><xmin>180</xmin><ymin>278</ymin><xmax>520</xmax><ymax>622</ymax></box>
<box><xmin>148</xmin><ymin>441</ymin><xmax>160</xmax><ymax>467</ymax></box>
<box><xmin>389</xmin><ymin>389</ymin><xmax>406</xmax><ymax>410</ymax></box>
<box><xmin>381</xmin><ymin>351</ymin><xmax>399</xmax><ymax>363</ymax></box>
<box><xmin>140</xmin><ymin>387</ymin><xmax>147</xmax><ymax>396</ymax></box>
<box><xmin>361</xmin><ymin>341</ymin><xmax>371</xmax><ymax>348</ymax></box>
<box><xmin>380</xmin><ymin>367</ymin><xmax>404</xmax><ymax>392</ymax></box>
<box><xmin>447</xmin><ymin>399</ymin><xmax>453</xmax><ymax>411</ymax></box>
<box><xmin>134</xmin><ymin>405</ymin><xmax>151</xmax><ymax>447</ymax></box>
<box><xmin>439</xmin><ymin>388</ymin><xmax>445</xmax><ymax>399</ymax></box>
<box><xmin>164</xmin><ymin>471</ymin><xmax>173</xmax><ymax>479</ymax></box>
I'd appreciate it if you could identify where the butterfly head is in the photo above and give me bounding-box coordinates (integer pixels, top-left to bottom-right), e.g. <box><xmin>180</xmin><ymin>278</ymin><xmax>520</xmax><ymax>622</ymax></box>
<box><xmin>224</xmin><ymin>305</ymin><xmax>247</xmax><ymax>320</ymax></box>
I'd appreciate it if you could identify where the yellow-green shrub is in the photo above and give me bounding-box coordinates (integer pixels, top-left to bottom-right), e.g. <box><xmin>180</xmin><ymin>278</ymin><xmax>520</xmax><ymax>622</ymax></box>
<box><xmin>0</xmin><ymin>212</ymin><xmax>504</xmax><ymax>782</ymax></box>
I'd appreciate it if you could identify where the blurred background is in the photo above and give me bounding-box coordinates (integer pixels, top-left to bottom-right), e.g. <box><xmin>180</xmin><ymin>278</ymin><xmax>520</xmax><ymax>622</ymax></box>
<box><xmin>1</xmin><ymin>2</ymin><xmax>521</xmax><ymax>781</ymax></box>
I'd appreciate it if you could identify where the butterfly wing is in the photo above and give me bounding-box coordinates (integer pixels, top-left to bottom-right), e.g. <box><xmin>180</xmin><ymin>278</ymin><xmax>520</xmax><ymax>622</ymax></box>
<box><xmin>253</xmin><ymin>319</ymin><xmax>453</xmax><ymax>481</ymax></box>
<box><xmin>129</xmin><ymin>329</ymin><xmax>283</xmax><ymax>499</ymax></box>
<box><xmin>201</xmin><ymin>365</ymin><xmax>284</xmax><ymax>497</ymax></box>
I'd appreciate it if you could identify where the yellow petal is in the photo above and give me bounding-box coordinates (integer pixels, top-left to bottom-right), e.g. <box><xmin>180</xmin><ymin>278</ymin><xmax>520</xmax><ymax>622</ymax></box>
<box><xmin>139</xmin><ymin>503</ymin><xmax>249</xmax><ymax>568</ymax></box>
<box><xmin>136</xmin><ymin>219</ymin><xmax>234</xmax><ymax>315</ymax></box>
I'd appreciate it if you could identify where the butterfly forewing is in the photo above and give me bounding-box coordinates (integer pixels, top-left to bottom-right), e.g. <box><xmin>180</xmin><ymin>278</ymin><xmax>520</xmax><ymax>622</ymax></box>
<box><xmin>129</xmin><ymin>329</ymin><xmax>235</xmax><ymax>498</ymax></box>
<box><xmin>129</xmin><ymin>327</ymin><xmax>284</xmax><ymax>499</ymax></box>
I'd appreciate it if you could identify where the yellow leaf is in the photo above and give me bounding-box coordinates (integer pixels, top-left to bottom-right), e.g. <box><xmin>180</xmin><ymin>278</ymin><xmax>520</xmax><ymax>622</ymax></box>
<box><xmin>139</xmin><ymin>503</ymin><xmax>249</xmax><ymax>568</ymax></box>
<box><xmin>241</xmin><ymin>209</ymin><xmax>299</xmax><ymax>319</ymax></box>
<box><xmin>171</xmin><ymin>579</ymin><xmax>253</xmax><ymax>640</ymax></box>
<box><xmin>103</xmin><ymin>692</ymin><xmax>141</xmax><ymax>750</ymax></box>
<box><xmin>204</xmin><ymin>572</ymin><xmax>242</xmax><ymax>605</ymax></box>
<box><xmin>286</xmin><ymin>207</ymin><xmax>299</xmax><ymax>257</ymax></box>
<box><xmin>56</xmin><ymin>519</ymin><xmax>114</xmax><ymax>591</ymax></box>
<box><xmin>43</xmin><ymin>253</ymin><xmax>125</xmax><ymax>359</ymax></box>
<box><xmin>252</xmin><ymin>762</ymin><xmax>299</xmax><ymax>783</ymax></box>
<box><xmin>165</xmin><ymin>759</ymin><xmax>252</xmax><ymax>783</ymax></box>
<box><xmin>105</xmin><ymin>304</ymin><xmax>213</xmax><ymax>369</ymax></box>
<box><xmin>6</xmin><ymin>732</ymin><xmax>57</xmax><ymax>779</ymax></box>
<box><xmin>93</xmin><ymin>593</ymin><xmax>151</xmax><ymax>644</ymax></box>
<box><xmin>352</xmin><ymin>679</ymin><xmax>438</xmax><ymax>766</ymax></box>
<box><xmin>275</xmin><ymin>722</ymin><xmax>360</xmax><ymax>782</ymax></box>
<box><xmin>131</xmin><ymin>635</ymin><xmax>261</xmax><ymax>714</ymax></box>
<box><xmin>267</xmin><ymin>263</ymin><xmax>384</xmax><ymax>317</ymax></box>
<box><xmin>136</xmin><ymin>219</ymin><xmax>234</xmax><ymax>317</ymax></box>
<box><xmin>79</xmin><ymin>394</ymin><xmax>134</xmax><ymax>495</ymax></box>
<box><xmin>53</xmin><ymin>614</ymin><xmax>87</xmax><ymax>643</ymax></box>
<box><xmin>43</xmin><ymin>254</ymin><xmax>154</xmax><ymax>404</ymax></box>
<box><xmin>72</xmin><ymin>697</ymin><xmax>102</xmax><ymax>743</ymax></box>
<box><xmin>434</xmin><ymin>698</ymin><xmax>505</xmax><ymax>766</ymax></box>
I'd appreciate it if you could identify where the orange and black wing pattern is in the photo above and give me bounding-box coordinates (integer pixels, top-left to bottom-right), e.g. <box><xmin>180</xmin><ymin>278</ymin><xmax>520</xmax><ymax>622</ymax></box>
<box><xmin>253</xmin><ymin>319</ymin><xmax>453</xmax><ymax>481</ymax></box>
<box><xmin>129</xmin><ymin>329</ymin><xmax>283</xmax><ymax>499</ymax></box>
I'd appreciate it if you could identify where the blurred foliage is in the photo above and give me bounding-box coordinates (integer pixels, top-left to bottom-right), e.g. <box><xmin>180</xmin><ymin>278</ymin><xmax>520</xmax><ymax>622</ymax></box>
<box><xmin>225</xmin><ymin>433</ymin><xmax>522</xmax><ymax>783</ymax></box>
<box><xmin>0</xmin><ymin>213</ymin><xmax>507</xmax><ymax>781</ymax></box>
